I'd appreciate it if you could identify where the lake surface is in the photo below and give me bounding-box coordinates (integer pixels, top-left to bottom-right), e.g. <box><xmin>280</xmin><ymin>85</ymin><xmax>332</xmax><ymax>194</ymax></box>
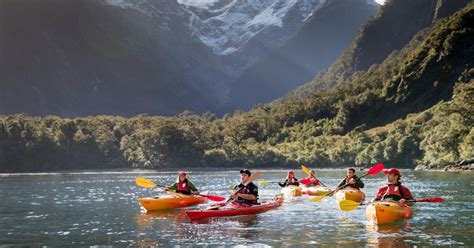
<box><xmin>1</xmin><ymin>169</ymin><xmax>473</xmax><ymax>247</ymax></box>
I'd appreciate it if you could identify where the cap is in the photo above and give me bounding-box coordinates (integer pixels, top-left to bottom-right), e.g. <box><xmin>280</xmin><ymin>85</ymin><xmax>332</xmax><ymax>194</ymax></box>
<box><xmin>383</xmin><ymin>168</ymin><xmax>401</xmax><ymax>177</ymax></box>
<box><xmin>288</xmin><ymin>170</ymin><xmax>294</xmax><ymax>174</ymax></box>
<box><xmin>240</xmin><ymin>169</ymin><xmax>251</xmax><ymax>176</ymax></box>
<box><xmin>178</xmin><ymin>171</ymin><xmax>187</xmax><ymax>176</ymax></box>
<box><xmin>309</xmin><ymin>170</ymin><xmax>316</xmax><ymax>175</ymax></box>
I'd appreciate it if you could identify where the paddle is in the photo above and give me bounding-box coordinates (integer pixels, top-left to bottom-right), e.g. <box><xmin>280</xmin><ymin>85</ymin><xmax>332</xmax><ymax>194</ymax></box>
<box><xmin>135</xmin><ymin>177</ymin><xmax>225</xmax><ymax>202</ymax></box>
<box><xmin>301</xmin><ymin>164</ymin><xmax>329</xmax><ymax>188</ymax></box>
<box><xmin>308</xmin><ymin>163</ymin><xmax>385</xmax><ymax>202</ymax></box>
<box><xmin>258</xmin><ymin>180</ymin><xmax>297</xmax><ymax>186</ymax></box>
<box><xmin>258</xmin><ymin>180</ymin><xmax>280</xmax><ymax>185</ymax></box>
<box><xmin>339</xmin><ymin>197</ymin><xmax>445</xmax><ymax>211</ymax></box>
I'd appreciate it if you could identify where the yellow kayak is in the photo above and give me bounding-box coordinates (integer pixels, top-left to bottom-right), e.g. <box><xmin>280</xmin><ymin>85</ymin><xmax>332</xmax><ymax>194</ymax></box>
<box><xmin>281</xmin><ymin>185</ymin><xmax>303</xmax><ymax>197</ymax></box>
<box><xmin>302</xmin><ymin>186</ymin><xmax>333</xmax><ymax>196</ymax></box>
<box><xmin>139</xmin><ymin>193</ymin><xmax>207</xmax><ymax>211</ymax></box>
<box><xmin>366</xmin><ymin>201</ymin><xmax>412</xmax><ymax>224</ymax></box>
<box><xmin>335</xmin><ymin>188</ymin><xmax>365</xmax><ymax>203</ymax></box>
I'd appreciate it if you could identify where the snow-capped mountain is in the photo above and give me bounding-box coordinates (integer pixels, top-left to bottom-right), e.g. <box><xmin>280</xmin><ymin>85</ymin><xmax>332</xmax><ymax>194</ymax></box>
<box><xmin>177</xmin><ymin>0</ymin><xmax>325</xmax><ymax>55</ymax></box>
<box><xmin>0</xmin><ymin>0</ymin><xmax>381</xmax><ymax>116</ymax></box>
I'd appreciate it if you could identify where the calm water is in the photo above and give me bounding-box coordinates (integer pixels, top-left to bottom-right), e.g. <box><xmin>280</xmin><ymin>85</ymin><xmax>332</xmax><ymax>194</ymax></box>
<box><xmin>0</xmin><ymin>169</ymin><xmax>473</xmax><ymax>247</ymax></box>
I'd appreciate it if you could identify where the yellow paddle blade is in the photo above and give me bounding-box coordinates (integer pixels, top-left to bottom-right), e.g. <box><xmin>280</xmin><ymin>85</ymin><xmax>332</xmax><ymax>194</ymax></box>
<box><xmin>135</xmin><ymin>177</ymin><xmax>157</xmax><ymax>188</ymax></box>
<box><xmin>301</xmin><ymin>165</ymin><xmax>311</xmax><ymax>176</ymax></box>
<box><xmin>258</xmin><ymin>180</ymin><xmax>270</xmax><ymax>185</ymax></box>
<box><xmin>339</xmin><ymin>200</ymin><xmax>361</xmax><ymax>211</ymax></box>
<box><xmin>308</xmin><ymin>195</ymin><xmax>325</xmax><ymax>202</ymax></box>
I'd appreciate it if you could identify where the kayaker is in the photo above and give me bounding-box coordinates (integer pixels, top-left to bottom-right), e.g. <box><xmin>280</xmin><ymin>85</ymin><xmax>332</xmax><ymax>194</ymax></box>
<box><xmin>230</xmin><ymin>169</ymin><xmax>259</xmax><ymax>204</ymax></box>
<box><xmin>278</xmin><ymin>170</ymin><xmax>299</xmax><ymax>187</ymax></box>
<box><xmin>167</xmin><ymin>171</ymin><xmax>199</xmax><ymax>195</ymax></box>
<box><xmin>300</xmin><ymin>170</ymin><xmax>321</xmax><ymax>187</ymax></box>
<box><xmin>372</xmin><ymin>168</ymin><xmax>414</xmax><ymax>204</ymax></box>
<box><xmin>335</xmin><ymin>168</ymin><xmax>364</xmax><ymax>191</ymax></box>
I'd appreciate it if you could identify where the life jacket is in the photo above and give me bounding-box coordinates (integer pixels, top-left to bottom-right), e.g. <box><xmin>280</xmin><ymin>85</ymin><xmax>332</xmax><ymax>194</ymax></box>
<box><xmin>177</xmin><ymin>180</ymin><xmax>190</xmax><ymax>192</ymax></box>
<box><xmin>344</xmin><ymin>176</ymin><xmax>356</xmax><ymax>185</ymax></box>
<box><xmin>288</xmin><ymin>177</ymin><xmax>297</xmax><ymax>183</ymax></box>
<box><xmin>382</xmin><ymin>183</ymin><xmax>404</xmax><ymax>201</ymax></box>
<box><xmin>234</xmin><ymin>183</ymin><xmax>258</xmax><ymax>204</ymax></box>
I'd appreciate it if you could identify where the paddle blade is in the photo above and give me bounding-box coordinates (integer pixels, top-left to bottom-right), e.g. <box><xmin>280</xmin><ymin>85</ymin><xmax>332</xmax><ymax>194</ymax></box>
<box><xmin>339</xmin><ymin>200</ymin><xmax>361</xmax><ymax>211</ymax></box>
<box><xmin>299</xmin><ymin>178</ymin><xmax>311</xmax><ymax>185</ymax></box>
<box><xmin>308</xmin><ymin>196</ymin><xmax>325</xmax><ymax>202</ymax></box>
<box><xmin>259</xmin><ymin>180</ymin><xmax>270</xmax><ymax>185</ymax></box>
<box><xmin>204</xmin><ymin>194</ymin><xmax>226</xmax><ymax>202</ymax></box>
<box><xmin>136</xmin><ymin>177</ymin><xmax>156</xmax><ymax>188</ymax></box>
<box><xmin>244</xmin><ymin>171</ymin><xmax>262</xmax><ymax>186</ymax></box>
<box><xmin>301</xmin><ymin>165</ymin><xmax>311</xmax><ymax>175</ymax></box>
<box><xmin>367</xmin><ymin>163</ymin><xmax>385</xmax><ymax>175</ymax></box>
<box><xmin>416</xmin><ymin>197</ymin><xmax>444</xmax><ymax>203</ymax></box>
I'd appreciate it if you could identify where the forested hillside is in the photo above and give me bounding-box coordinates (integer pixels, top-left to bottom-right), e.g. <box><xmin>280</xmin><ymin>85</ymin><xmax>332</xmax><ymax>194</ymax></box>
<box><xmin>0</xmin><ymin>2</ymin><xmax>472</xmax><ymax>172</ymax></box>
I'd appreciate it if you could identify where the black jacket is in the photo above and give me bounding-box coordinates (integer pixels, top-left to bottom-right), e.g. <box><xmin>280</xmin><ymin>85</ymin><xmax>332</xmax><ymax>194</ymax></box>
<box><xmin>232</xmin><ymin>182</ymin><xmax>259</xmax><ymax>204</ymax></box>
<box><xmin>337</xmin><ymin>175</ymin><xmax>364</xmax><ymax>190</ymax></box>
<box><xmin>278</xmin><ymin>178</ymin><xmax>299</xmax><ymax>187</ymax></box>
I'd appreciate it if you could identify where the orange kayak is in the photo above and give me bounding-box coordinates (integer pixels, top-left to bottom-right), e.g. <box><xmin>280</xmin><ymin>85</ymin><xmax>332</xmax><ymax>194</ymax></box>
<box><xmin>302</xmin><ymin>186</ymin><xmax>333</xmax><ymax>196</ymax></box>
<box><xmin>281</xmin><ymin>185</ymin><xmax>303</xmax><ymax>197</ymax></box>
<box><xmin>366</xmin><ymin>201</ymin><xmax>412</xmax><ymax>224</ymax></box>
<box><xmin>139</xmin><ymin>193</ymin><xmax>207</xmax><ymax>211</ymax></box>
<box><xmin>335</xmin><ymin>188</ymin><xmax>365</xmax><ymax>203</ymax></box>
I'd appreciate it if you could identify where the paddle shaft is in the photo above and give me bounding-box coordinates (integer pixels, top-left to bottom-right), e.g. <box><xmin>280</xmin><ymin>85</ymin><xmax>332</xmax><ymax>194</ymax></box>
<box><xmin>156</xmin><ymin>184</ymin><xmax>211</xmax><ymax>198</ymax></box>
<box><xmin>337</xmin><ymin>172</ymin><xmax>369</xmax><ymax>190</ymax></box>
<box><xmin>310</xmin><ymin>165</ymin><xmax>385</xmax><ymax>202</ymax></box>
<box><xmin>301</xmin><ymin>165</ymin><xmax>331</xmax><ymax>187</ymax></box>
<box><xmin>350</xmin><ymin>197</ymin><xmax>443</xmax><ymax>206</ymax></box>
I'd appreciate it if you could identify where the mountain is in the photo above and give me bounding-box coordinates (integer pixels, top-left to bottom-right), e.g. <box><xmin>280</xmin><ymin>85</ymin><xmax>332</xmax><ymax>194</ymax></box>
<box><xmin>0</xmin><ymin>0</ymin><xmax>335</xmax><ymax>117</ymax></box>
<box><xmin>177</xmin><ymin>0</ymin><xmax>326</xmax><ymax>75</ymax></box>
<box><xmin>286</xmin><ymin>0</ymin><xmax>472</xmax><ymax>99</ymax></box>
<box><xmin>230</xmin><ymin>0</ymin><xmax>379</xmax><ymax>110</ymax></box>
<box><xmin>0</xmin><ymin>0</ymin><xmax>229</xmax><ymax>117</ymax></box>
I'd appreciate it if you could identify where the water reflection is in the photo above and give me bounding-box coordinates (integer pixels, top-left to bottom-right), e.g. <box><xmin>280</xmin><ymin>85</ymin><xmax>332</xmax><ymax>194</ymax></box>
<box><xmin>192</xmin><ymin>214</ymin><xmax>260</xmax><ymax>226</ymax></box>
<box><xmin>366</xmin><ymin>222</ymin><xmax>412</xmax><ymax>248</ymax></box>
<box><xmin>135</xmin><ymin>209</ymin><xmax>188</xmax><ymax>229</ymax></box>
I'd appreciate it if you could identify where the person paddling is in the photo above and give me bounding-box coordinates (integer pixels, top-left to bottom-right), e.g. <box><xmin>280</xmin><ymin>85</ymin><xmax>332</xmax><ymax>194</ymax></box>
<box><xmin>278</xmin><ymin>170</ymin><xmax>299</xmax><ymax>187</ymax></box>
<box><xmin>167</xmin><ymin>171</ymin><xmax>199</xmax><ymax>195</ymax></box>
<box><xmin>300</xmin><ymin>170</ymin><xmax>321</xmax><ymax>187</ymax></box>
<box><xmin>335</xmin><ymin>168</ymin><xmax>364</xmax><ymax>191</ymax></box>
<box><xmin>372</xmin><ymin>168</ymin><xmax>414</xmax><ymax>204</ymax></box>
<box><xmin>230</xmin><ymin>169</ymin><xmax>259</xmax><ymax>205</ymax></box>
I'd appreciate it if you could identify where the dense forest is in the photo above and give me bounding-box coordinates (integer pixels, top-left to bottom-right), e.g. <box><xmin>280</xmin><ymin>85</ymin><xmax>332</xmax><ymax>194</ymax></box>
<box><xmin>0</xmin><ymin>2</ymin><xmax>472</xmax><ymax>172</ymax></box>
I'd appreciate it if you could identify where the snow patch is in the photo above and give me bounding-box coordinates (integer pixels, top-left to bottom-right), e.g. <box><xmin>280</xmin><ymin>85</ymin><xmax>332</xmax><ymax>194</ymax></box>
<box><xmin>103</xmin><ymin>0</ymin><xmax>153</xmax><ymax>16</ymax></box>
<box><xmin>248</xmin><ymin>0</ymin><xmax>299</xmax><ymax>28</ymax></box>
<box><xmin>180</xmin><ymin>0</ymin><xmax>324</xmax><ymax>55</ymax></box>
<box><xmin>177</xmin><ymin>0</ymin><xmax>220</xmax><ymax>8</ymax></box>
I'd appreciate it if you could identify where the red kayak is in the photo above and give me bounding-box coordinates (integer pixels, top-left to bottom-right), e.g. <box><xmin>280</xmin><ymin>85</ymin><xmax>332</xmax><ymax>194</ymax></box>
<box><xmin>185</xmin><ymin>195</ymin><xmax>284</xmax><ymax>221</ymax></box>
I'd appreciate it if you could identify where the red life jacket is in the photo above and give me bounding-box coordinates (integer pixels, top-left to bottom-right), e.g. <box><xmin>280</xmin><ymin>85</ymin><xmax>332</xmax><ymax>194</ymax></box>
<box><xmin>380</xmin><ymin>184</ymin><xmax>404</xmax><ymax>200</ymax></box>
<box><xmin>177</xmin><ymin>181</ymin><xmax>190</xmax><ymax>191</ymax></box>
<box><xmin>239</xmin><ymin>187</ymin><xmax>250</xmax><ymax>194</ymax></box>
<box><xmin>384</xmin><ymin>184</ymin><xmax>402</xmax><ymax>197</ymax></box>
<box><xmin>288</xmin><ymin>177</ymin><xmax>296</xmax><ymax>183</ymax></box>
<box><xmin>344</xmin><ymin>177</ymin><xmax>356</xmax><ymax>184</ymax></box>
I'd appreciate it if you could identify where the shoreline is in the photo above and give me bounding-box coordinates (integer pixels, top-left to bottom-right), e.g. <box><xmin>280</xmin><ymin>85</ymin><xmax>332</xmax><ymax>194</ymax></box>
<box><xmin>1</xmin><ymin>164</ymin><xmax>473</xmax><ymax>175</ymax></box>
<box><xmin>415</xmin><ymin>160</ymin><xmax>474</xmax><ymax>171</ymax></box>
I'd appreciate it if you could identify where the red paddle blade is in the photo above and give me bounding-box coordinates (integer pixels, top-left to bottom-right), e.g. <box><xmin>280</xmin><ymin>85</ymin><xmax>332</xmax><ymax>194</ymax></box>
<box><xmin>367</xmin><ymin>163</ymin><xmax>385</xmax><ymax>175</ymax></box>
<box><xmin>299</xmin><ymin>178</ymin><xmax>311</xmax><ymax>184</ymax></box>
<box><xmin>205</xmin><ymin>194</ymin><xmax>226</xmax><ymax>202</ymax></box>
<box><xmin>416</xmin><ymin>197</ymin><xmax>444</xmax><ymax>203</ymax></box>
